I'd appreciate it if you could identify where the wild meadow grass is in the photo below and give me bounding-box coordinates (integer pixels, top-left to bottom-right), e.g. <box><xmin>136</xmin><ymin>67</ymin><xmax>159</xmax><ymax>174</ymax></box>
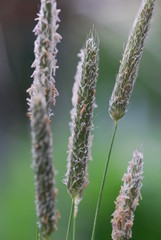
<box><xmin>26</xmin><ymin>0</ymin><xmax>157</xmax><ymax>239</ymax></box>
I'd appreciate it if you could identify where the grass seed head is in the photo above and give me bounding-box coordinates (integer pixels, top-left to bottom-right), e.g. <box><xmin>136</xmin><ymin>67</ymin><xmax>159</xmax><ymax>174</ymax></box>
<box><xmin>109</xmin><ymin>0</ymin><xmax>156</xmax><ymax>122</ymax></box>
<box><xmin>111</xmin><ymin>150</ymin><xmax>144</xmax><ymax>240</ymax></box>
<box><xmin>65</xmin><ymin>27</ymin><xmax>99</xmax><ymax>202</ymax></box>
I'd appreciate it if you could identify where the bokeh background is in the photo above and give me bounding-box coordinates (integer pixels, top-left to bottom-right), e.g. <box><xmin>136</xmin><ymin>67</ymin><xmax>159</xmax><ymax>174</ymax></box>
<box><xmin>0</xmin><ymin>0</ymin><xmax>161</xmax><ymax>239</ymax></box>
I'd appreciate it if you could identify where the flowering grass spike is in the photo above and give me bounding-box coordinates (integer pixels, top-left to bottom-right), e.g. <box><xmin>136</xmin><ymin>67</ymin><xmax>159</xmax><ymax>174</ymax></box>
<box><xmin>109</xmin><ymin>0</ymin><xmax>156</xmax><ymax>122</ymax></box>
<box><xmin>27</xmin><ymin>1</ymin><xmax>61</xmax><ymax>238</ymax></box>
<box><xmin>65</xmin><ymin>28</ymin><xmax>99</xmax><ymax>202</ymax></box>
<box><xmin>30</xmin><ymin>93</ymin><xmax>57</xmax><ymax>239</ymax></box>
<box><xmin>27</xmin><ymin>0</ymin><xmax>61</xmax><ymax>115</ymax></box>
<box><xmin>111</xmin><ymin>150</ymin><xmax>144</xmax><ymax>240</ymax></box>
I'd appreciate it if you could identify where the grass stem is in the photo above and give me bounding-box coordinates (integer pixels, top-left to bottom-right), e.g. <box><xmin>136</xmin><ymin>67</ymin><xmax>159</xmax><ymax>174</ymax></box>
<box><xmin>37</xmin><ymin>224</ymin><xmax>40</xmax><ymax>240</ymax></box>
<box><xmin>66</xmin><ymin>198</ymin><xmax>75</xmax><ymax>240</ymax></box>
<box><xmin>73</xmin><ymin>207</ymin><xmax>76</xmax><ymax>240</ymax></box>
<box><xmin>91</xmin><ymin>121</ymin><xmax>118</xmax><ymax>240</ymax></box>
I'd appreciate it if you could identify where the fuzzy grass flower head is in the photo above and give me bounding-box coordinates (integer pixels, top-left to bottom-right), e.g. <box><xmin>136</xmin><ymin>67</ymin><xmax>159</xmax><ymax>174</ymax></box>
<box><xmin>65</xmin><ymin>28</ymin><xmax>99</xmax><ymax>201</ymax></box>
<box><xmin>27</xmin><ymin>0</ymin><xmax>61</xmax><ymax>115</ymax></box>
<box><xmin>109</xmin><ymin>0</ymin><xmax>156</xmax><ymax>122</ymax></box>
<box><xmin>27</xmin><ymin>1</ymin><xmax>61</xmax><ymax>237</ymax></box>
<box><xmin>111</xmin><ymin>150</ymin><xmax>144</xmax><ymax>240</ymax></box>
<box><xmin>30</xmin><ymin>92</ymin><xmax>57</xmax><ymax>239</ymax></box>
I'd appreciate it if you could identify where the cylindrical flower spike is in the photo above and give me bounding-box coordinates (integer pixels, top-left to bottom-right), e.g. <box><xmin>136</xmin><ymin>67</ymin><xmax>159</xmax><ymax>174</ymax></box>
<box><xmin>111</xmin><ymin>150</ymin><xmax>144</xmax><ymax>240</ymax></box>
<box><xmin>109</xmin><ymin>0</ymin><xmax>156</xmax><ymax>122</ymax></box>
<box><xmin>65</xmin><ymin>28</ymin><xmax>99</xmax><ymax>201</ymax></box>
<box><xmin>27</xmin><ymin>0</ymin><xmax>61</xmax><ymax>114</ymax></box>
<box><xmin>30</xmin><ymin>93</ymin><xmax>57</xmax><ymax>238</ymax></box>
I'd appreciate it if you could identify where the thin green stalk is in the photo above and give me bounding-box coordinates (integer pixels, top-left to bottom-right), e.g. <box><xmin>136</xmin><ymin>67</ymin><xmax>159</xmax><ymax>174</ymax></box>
<box><xmin>91</xmin><ymin>121</ymin><xmax>118</xmax><ymax>240</ymax></box>
<box><xmin>73</xmin><ymin>208</ymin><xmax>76</xmax><ymax>240</ymax></box>
<box><xmin>66</xmin><ymin>198</ymin><xmax>75</xmax><ymax>240</ymax></box>
<box><xmin>37</xmin><ymin>224</ymin><xmax>40</xmax><ymax>240</ymax></box>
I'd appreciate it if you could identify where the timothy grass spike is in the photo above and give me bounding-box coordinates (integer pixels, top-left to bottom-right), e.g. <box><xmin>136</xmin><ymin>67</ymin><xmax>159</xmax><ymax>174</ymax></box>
<box><xmin>109</xmin><ymin>0</ymin><xmax>156</xmax><ymax>121</ymax></box>
<box><xmin>30</xmin><ymin>93</ymin><xmax>57</xmax><ymax>239</ymax></box>
<box><xmin>111</xmin><ymin>150</ymin><xmax>144</xmax><ymax>240</ymax></box>
<box><xmin>65</xmin><ymin>28</ymin><xmax>99</xmax><ymax>201</ymax></box>
<box><xmin>27</xmin><ymin>0</ymin><xmax>61</xmax><ymax>115</ymax></box>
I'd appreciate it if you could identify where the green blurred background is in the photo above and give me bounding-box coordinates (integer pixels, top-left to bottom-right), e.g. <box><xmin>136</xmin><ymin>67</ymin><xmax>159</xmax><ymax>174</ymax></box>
<box><xmin>0</xmin><ymin>0</ymin><xmax>161</xmax><ymax>239</ymax></box>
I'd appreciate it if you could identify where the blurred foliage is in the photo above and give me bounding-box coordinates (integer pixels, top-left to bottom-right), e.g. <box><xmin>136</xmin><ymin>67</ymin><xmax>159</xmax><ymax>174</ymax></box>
<box><xmin>0</xmin><ymin>0</ymin><xmax>161</xmax><ymax>239</ymax></box>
